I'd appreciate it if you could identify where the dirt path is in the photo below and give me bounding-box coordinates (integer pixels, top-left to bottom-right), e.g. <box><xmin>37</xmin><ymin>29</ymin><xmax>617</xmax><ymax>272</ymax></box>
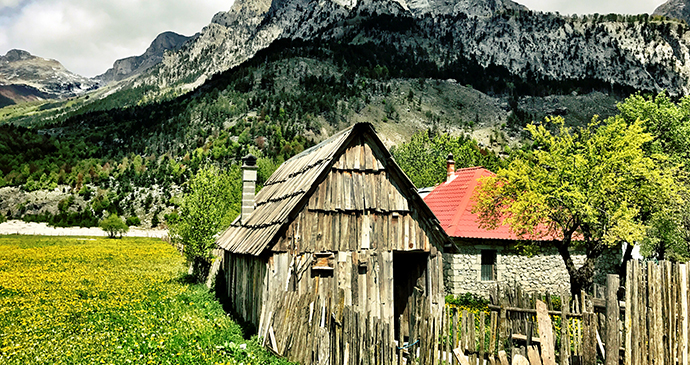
<box><xmin>0</xmin><ymin>220</ymin><xmax>168</xmax><ymax>238</ymax></box>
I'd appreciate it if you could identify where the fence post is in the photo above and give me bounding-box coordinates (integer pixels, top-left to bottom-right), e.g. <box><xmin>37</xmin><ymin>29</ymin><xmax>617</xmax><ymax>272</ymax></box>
<box><xmin>605</xmin><ymin>274</ymin><xmax>620</xmax><ymax>365</ymax></box>
<box><xmin>582</xmin><ymin>291</ymin><xmax>597</xmax><ymax>365</ymax></box>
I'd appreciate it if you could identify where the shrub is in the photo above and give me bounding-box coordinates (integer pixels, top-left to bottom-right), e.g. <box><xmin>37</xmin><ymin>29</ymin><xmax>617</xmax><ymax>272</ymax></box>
<box><xmin>445</xmin><ymin>292</ymin><xmax>489</xmax><ymax>310</ymax></box>
<box><xmin>99</xmin><ymin>214</ymin><xmax>129</xmax><ymax>238</ymax></box>
<box><xmin>125</xmin><ymin>216</ymin><xmax>141</xmax><ymax>227</ymax></box>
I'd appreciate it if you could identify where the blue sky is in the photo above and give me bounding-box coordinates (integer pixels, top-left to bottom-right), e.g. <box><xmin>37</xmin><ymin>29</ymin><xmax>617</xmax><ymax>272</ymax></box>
<box><xmin>0</xmin><ymin>0</ymin><xmax>671</xmax><ymax>77</ymax></box>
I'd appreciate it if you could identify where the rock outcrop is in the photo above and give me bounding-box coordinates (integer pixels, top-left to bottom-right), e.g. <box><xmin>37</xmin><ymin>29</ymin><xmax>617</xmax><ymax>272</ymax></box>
<box><xmin>95</xmin><ymin>31</ymin><xmax>192</xmax><ymax>84</ymax></box>
<box><xmin>654</xmin><ymin>0</ymin><xmax>690</xmax><ymax>23</ymax></box>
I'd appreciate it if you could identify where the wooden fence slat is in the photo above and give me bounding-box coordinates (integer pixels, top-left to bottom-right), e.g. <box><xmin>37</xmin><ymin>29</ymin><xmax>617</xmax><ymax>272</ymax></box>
<box><xmin>678</xmin><ymin>264</ymin><xmax>688</xmax><ymax>364</ymax></box>
<box><xmin>561</xmin><ymin>292</ymin><xmax>570</xmax><ymax>365</ymax></box>
<box><xmin>490</xmin><ymin>311</ymin><xmax>498</xmax><ymax>355</ymax></box>
<box><xmin>605</xmin><ymin>274</ymin><xmax>620</xmax><ymax>365</ymax></box>
<box><xmin>480</xmin><ymin>311</ymin><xmax>486</xmax><ymax>365</ymax></box>
<box><xmin>582</xmin><ymin>312</ymin><xmax>597</xmax><ymax>365</ymax></box>
<box><xmin>537</xmin><ymin>300</ymin><xmax>556</xmax><ymax>365</ymax></box>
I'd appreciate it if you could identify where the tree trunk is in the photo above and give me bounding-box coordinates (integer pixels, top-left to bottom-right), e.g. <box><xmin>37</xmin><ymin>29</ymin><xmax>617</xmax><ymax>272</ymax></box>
<box><xmin>618</xmin><ymin>243</ymin><xmax>634</xmax><ymax>283</ymax></box>
<box><xmin>555</xmin><ymin>237</ymin><xmax>601</xmax><ymax>295</ymax></box>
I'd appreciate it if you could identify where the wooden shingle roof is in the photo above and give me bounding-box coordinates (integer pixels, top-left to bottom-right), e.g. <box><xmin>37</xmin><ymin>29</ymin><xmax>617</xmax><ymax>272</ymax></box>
<box><xmin>217</xmin><ymin>123</ymin><xmax>452</xmax><ymax>255</ymax></box>
<box><xmin>216</xmin><ymin>126</ymin><xmax>352</xmax><ymax>255</ymax></box>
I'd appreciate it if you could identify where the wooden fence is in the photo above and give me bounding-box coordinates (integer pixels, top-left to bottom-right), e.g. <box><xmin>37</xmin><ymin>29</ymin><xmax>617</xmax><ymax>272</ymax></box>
<box><xmin>445</xmin><ymin>260</ymin><xmax>690</xmax><ymax>365</ymax></box>
<box><xmin>254</xmin><ymin>260</ymin><xmax>690</xmax><ymax>364</ymax></box>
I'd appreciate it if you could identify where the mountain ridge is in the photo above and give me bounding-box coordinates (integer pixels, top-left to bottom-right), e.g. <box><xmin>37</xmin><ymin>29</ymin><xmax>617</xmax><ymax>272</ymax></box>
<box><xmin>138</xmin><ymin>0</ymin><xmax>690</xmax><ymax>98</ymax></box>
<box><xmin>0</xmin><ymin>49</ymin><xmax>98</xmax><ymax>105</ymax></box>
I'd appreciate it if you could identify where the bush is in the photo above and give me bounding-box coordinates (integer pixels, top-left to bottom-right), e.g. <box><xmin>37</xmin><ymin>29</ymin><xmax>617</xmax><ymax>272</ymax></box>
<box><xmin>99</xmin><ymin>214</ymin><xmax>129</xmax><ymax>238</ymax></box>
<box><xmin>445</xmin><ymin>292</ymin><xmax>489</xmax><ymax>310</ymax></box>
<box><xmin>125</xmin><ymin>216</ymin><xmax>141</xmax><ymax>227</ymax></box>
<box><xmin>0</xmin><ymin>211</ymin><xmax>6</xmax><ymax>223</ymax></box>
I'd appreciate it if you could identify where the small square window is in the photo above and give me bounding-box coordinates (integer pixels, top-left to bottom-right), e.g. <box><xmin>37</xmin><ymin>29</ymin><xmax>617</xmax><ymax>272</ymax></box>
<box><xmin>481</xmin><ymin>250</ymin><xmax>497</xmax><ymax>281</ymax></box>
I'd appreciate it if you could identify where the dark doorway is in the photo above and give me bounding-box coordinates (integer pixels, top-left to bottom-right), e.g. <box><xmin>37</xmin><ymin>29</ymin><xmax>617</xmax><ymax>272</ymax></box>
<box><xmin>393</xmin><ymin>251</ymin><xmax>428</xmax><ymax>341</ymax></box>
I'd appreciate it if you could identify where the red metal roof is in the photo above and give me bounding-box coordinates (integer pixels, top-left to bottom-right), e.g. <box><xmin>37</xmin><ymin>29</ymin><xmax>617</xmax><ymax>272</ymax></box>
<box><xmin>423</xmin><ymin>167</ymin><xmax>550</xmax><ymax>241</ymax></box>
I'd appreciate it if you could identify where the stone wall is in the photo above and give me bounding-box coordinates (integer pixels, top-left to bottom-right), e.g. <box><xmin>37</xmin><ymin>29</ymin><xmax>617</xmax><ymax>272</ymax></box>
<box><xmin>443</xmin><ymin>241</ymin><xmax>621</xmax><ymax>297</ymax></box>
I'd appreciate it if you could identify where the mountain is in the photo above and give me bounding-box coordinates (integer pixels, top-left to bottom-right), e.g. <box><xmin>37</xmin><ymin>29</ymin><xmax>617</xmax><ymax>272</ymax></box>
<box><xmin>0</xmin><ymin>49</ymin><xmax>98</xmax><ymax>106</ymax></box>
<box><xmin>654</xmin><ymin>0</ymin><xmax>690</xmax><ymax>23</ymax></box>
<box><xmin>95</xmin><ymin>31</ymin><xmax>192</xmax><ymax>84</ymax></box>
<box><xmin>138</xmin><ymin>0</ymin><xmax>690</xmax><ymax>97</ymax></box>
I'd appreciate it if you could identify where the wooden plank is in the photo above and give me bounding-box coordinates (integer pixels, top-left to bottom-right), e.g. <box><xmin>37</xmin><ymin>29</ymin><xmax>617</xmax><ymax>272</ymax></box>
<box><xmin>605</xmin><ymin>275</ymin><xmax>620</xmax><ymax>365</ymax></box>
<box><xmin>625</xmin><ymin>261</ymin><xmax>634</xmax><ymax>365</ymax></box>
<box><xmin>528</xmin><ymin>345</ymin><xmax>542</xmax><ymax>365</ymax></box>
<box><xmin>537</xmin><ymin>300</ymin><xmax>556</xmax><ymax>365</ymax></box>
<box><xmin>560</xmin><ymin>292</ymin><xmax>570</xmax><ymax>365</ymax></box>
<box><xmin>499</xmin><ymin>301</ymin><xmax>508</xmax><ymax>352</ymax></box>
<box><xmin>652</xmin><ymin>263</ymin><xmax>663</xmax><ymax>365</ymax></box>
<box><xmin>513</xmin><ymin>354</ymin><xmax>530</xmax><ymax>365</ymax></box>
<box><xmin>480</xmin><ymin>311</ymin><xmax>486</xmax><ymax>364</ymax></box>
<box><xmin>398</xmin><ymin>314</ymin><xmax>404</xmax><ymax>365</ymax></box>
<box><xmin>582</xmin><ymin>312</ymin><xmax>597</xmax><ymax>365</ymax></box>
<box><xmin>490</xmin><ymin>311</ymin><xmax>498</xmax><ymax>355</ymax></box>
<box><xmin>453</xmin><ymin>309</ymin><xmax>459</xmax><ymax>365</ymax></box>
<box><xmin>678</xmin><ymin>264</ymin><xmax>688</xmax><ymax>364</ymax></box>
<box><xmin>469</xmin><ymin>312</ymin><xmax>477</xmax><ymax>365</ymax></box>
<box><xmin>498</xmin><ymin>350</ymin><xmax>510</xmax><ymax>365</ymax></box>
<box><xmin>454</xmin><ymin>347</ymin><xmax>471</xmax><ymax>365</ymax></box>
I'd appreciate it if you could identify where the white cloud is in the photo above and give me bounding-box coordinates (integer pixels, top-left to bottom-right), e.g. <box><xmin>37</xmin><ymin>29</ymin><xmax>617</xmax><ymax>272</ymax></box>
<box><xmin>0</xmin><ymin>0</ymin><xmax>233</xmax><ymax>77</ymax></box>
<box><xmin>0</xmin><ymin>0</ymin><xmax>22</xmax><ymax>8</ymax></box>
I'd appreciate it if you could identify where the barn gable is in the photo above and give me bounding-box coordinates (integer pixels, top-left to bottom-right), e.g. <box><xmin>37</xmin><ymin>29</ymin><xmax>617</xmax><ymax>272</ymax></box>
<box><xmin>272</xmin><ymin>133</ymin><xmax>446</xmax><ymax>253</ymax></box>
<box><xmin>216</xmin><ymin>123</ymin><xmax>450</xmax><ymax>255</ymax></box>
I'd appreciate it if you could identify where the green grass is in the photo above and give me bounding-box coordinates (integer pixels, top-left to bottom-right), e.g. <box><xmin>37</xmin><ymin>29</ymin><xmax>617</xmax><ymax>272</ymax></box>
<box><xmin>0</xmin><ymin>235</ymin><xmax>293</xmax><ymax>365</ymax></box>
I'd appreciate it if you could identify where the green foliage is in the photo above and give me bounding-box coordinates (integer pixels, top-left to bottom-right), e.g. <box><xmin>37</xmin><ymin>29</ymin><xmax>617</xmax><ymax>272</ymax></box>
<box><xmin>99</xmin><ymin>214</ymin><xmax>130</xmax><ymax>238</ymax></box>
<box><xmin>473</xmin><ymin>116</ymin><xmax>683</xmax><ymax>293</ymax></box>
<box><xmin>445</xmin><ymin>293</ymin><xmax>489</xmax><ymax>310</ymax></box>
<box><xmin>391</xmin><ymin>130</ymin><xmax>504</xmax><ymax>188</ymax></box>
<box><xmin>617</xmin><ymin>92</ymin><xmax>690</xmax><ymax>164</ymax></box>
<box><xmin>169</xmin><ymin>165</ymin><xmax>242</xmax><ymax>280</ymax></box>
<box><xmin>0</xmin><ymin>211</ymin><xmax>6</xmax><ymax>223</ymax></box>
<box><xmin>125</xmin><ymin>216</ymin><xmax>141</xmax><ymax>227</ymax></box>
<box><xmin>617</xmin><ymin>93</ymin><xmax>690</xmax><ymax>261</ymax></box>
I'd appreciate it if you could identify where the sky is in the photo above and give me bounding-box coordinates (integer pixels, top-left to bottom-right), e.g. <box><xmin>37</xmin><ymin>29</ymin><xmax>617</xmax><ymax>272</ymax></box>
<box><xmin>0</xmin><ymin>0</ymin><xmax>673</xmax><ymax>78</ymax></box>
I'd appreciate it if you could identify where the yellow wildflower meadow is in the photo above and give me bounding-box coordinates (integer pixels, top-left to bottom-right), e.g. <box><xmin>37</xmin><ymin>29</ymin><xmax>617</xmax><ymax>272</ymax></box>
<box><xmin>0</xmin><ymin>235</ymin><xmax>292</xmax><ymax>365</ymax></box>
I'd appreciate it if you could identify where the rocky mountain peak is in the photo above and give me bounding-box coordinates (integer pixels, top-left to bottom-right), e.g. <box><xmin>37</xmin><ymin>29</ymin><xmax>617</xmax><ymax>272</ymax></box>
<box><xmin>95</xmin><ymin>31</ymin><xmax>191</xmax><ymax>84</ymax></box>
<box><xmin>654</xmin><ymin>0</ymin><xmax>690</xmax><ymax>23</ymax></box>
<box><xmin>147</xmin><ymin>31</ymin><xmax>191</xmax><ymax>55</ymax></box>
<box><xmin>0</xmin><ymin>49</ymin><xmax>96</xmax><ymax>103</ymax></box>
<box><xmin>2</xmin><ymin>49</ymin><xmax>34</xmax><ymax>63</ymax></box>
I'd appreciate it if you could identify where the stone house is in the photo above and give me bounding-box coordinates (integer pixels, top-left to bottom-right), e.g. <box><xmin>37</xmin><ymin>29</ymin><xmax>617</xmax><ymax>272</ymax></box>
<box><xmin>423</xmin><ymin>157</ymin><xmax>620</xmax><ymax>296</ymax></box>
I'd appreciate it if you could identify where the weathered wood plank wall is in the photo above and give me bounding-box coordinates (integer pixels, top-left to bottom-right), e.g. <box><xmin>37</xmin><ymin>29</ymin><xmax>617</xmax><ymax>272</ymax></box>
<box><xmin>224</xmin><ymin>252</ymin><xmax>267</xmax><ymax>329</ymax></box>
<box><xmin>225</xmin><ymin>135</ymin><xmax>447</xmax><ymax>365</ymax></box>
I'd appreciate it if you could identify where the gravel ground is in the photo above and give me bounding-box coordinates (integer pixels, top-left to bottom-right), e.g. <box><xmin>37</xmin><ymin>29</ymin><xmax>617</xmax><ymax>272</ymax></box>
<box><xmin>0</xmin><ymin>220</ymin><xmax>168</xmax><ymax>238</ymax></box>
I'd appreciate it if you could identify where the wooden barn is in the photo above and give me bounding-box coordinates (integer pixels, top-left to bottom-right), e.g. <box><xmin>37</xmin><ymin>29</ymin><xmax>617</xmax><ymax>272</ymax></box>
<box><xmin>216</xmin><ymin>123</ymin><xmax>453</xmax><ymax>365</ymax></box>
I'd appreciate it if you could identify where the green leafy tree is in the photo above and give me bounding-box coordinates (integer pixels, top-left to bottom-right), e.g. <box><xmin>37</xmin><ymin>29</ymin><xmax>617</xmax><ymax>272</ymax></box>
<box><xmin>472</xmin><ymin>116</ymin><xmax>683</xmax><ymax>294</ymax></box>
<box><xmin>391</xmin><ymin>130</ymin><xmax>503</xmax><ymax>188</ymax></box>
<box><xmin>169</xmin><ymin>165</ymin><xmax>242</xmax><ymax>281</ymax></box>
<box><xmin>617</xmin><ymin>92</ymin><xmax>690</xmax><ymax>164</ymax></box>
<box><xmin>617</xmin><ymin>92</ymin><xmax>690</xmax><ymax>261</ymax></box>
<box><xmin>99</xmin><ymin>214</ymin><xmax>129</xmax><ymax>238</ymax></box>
